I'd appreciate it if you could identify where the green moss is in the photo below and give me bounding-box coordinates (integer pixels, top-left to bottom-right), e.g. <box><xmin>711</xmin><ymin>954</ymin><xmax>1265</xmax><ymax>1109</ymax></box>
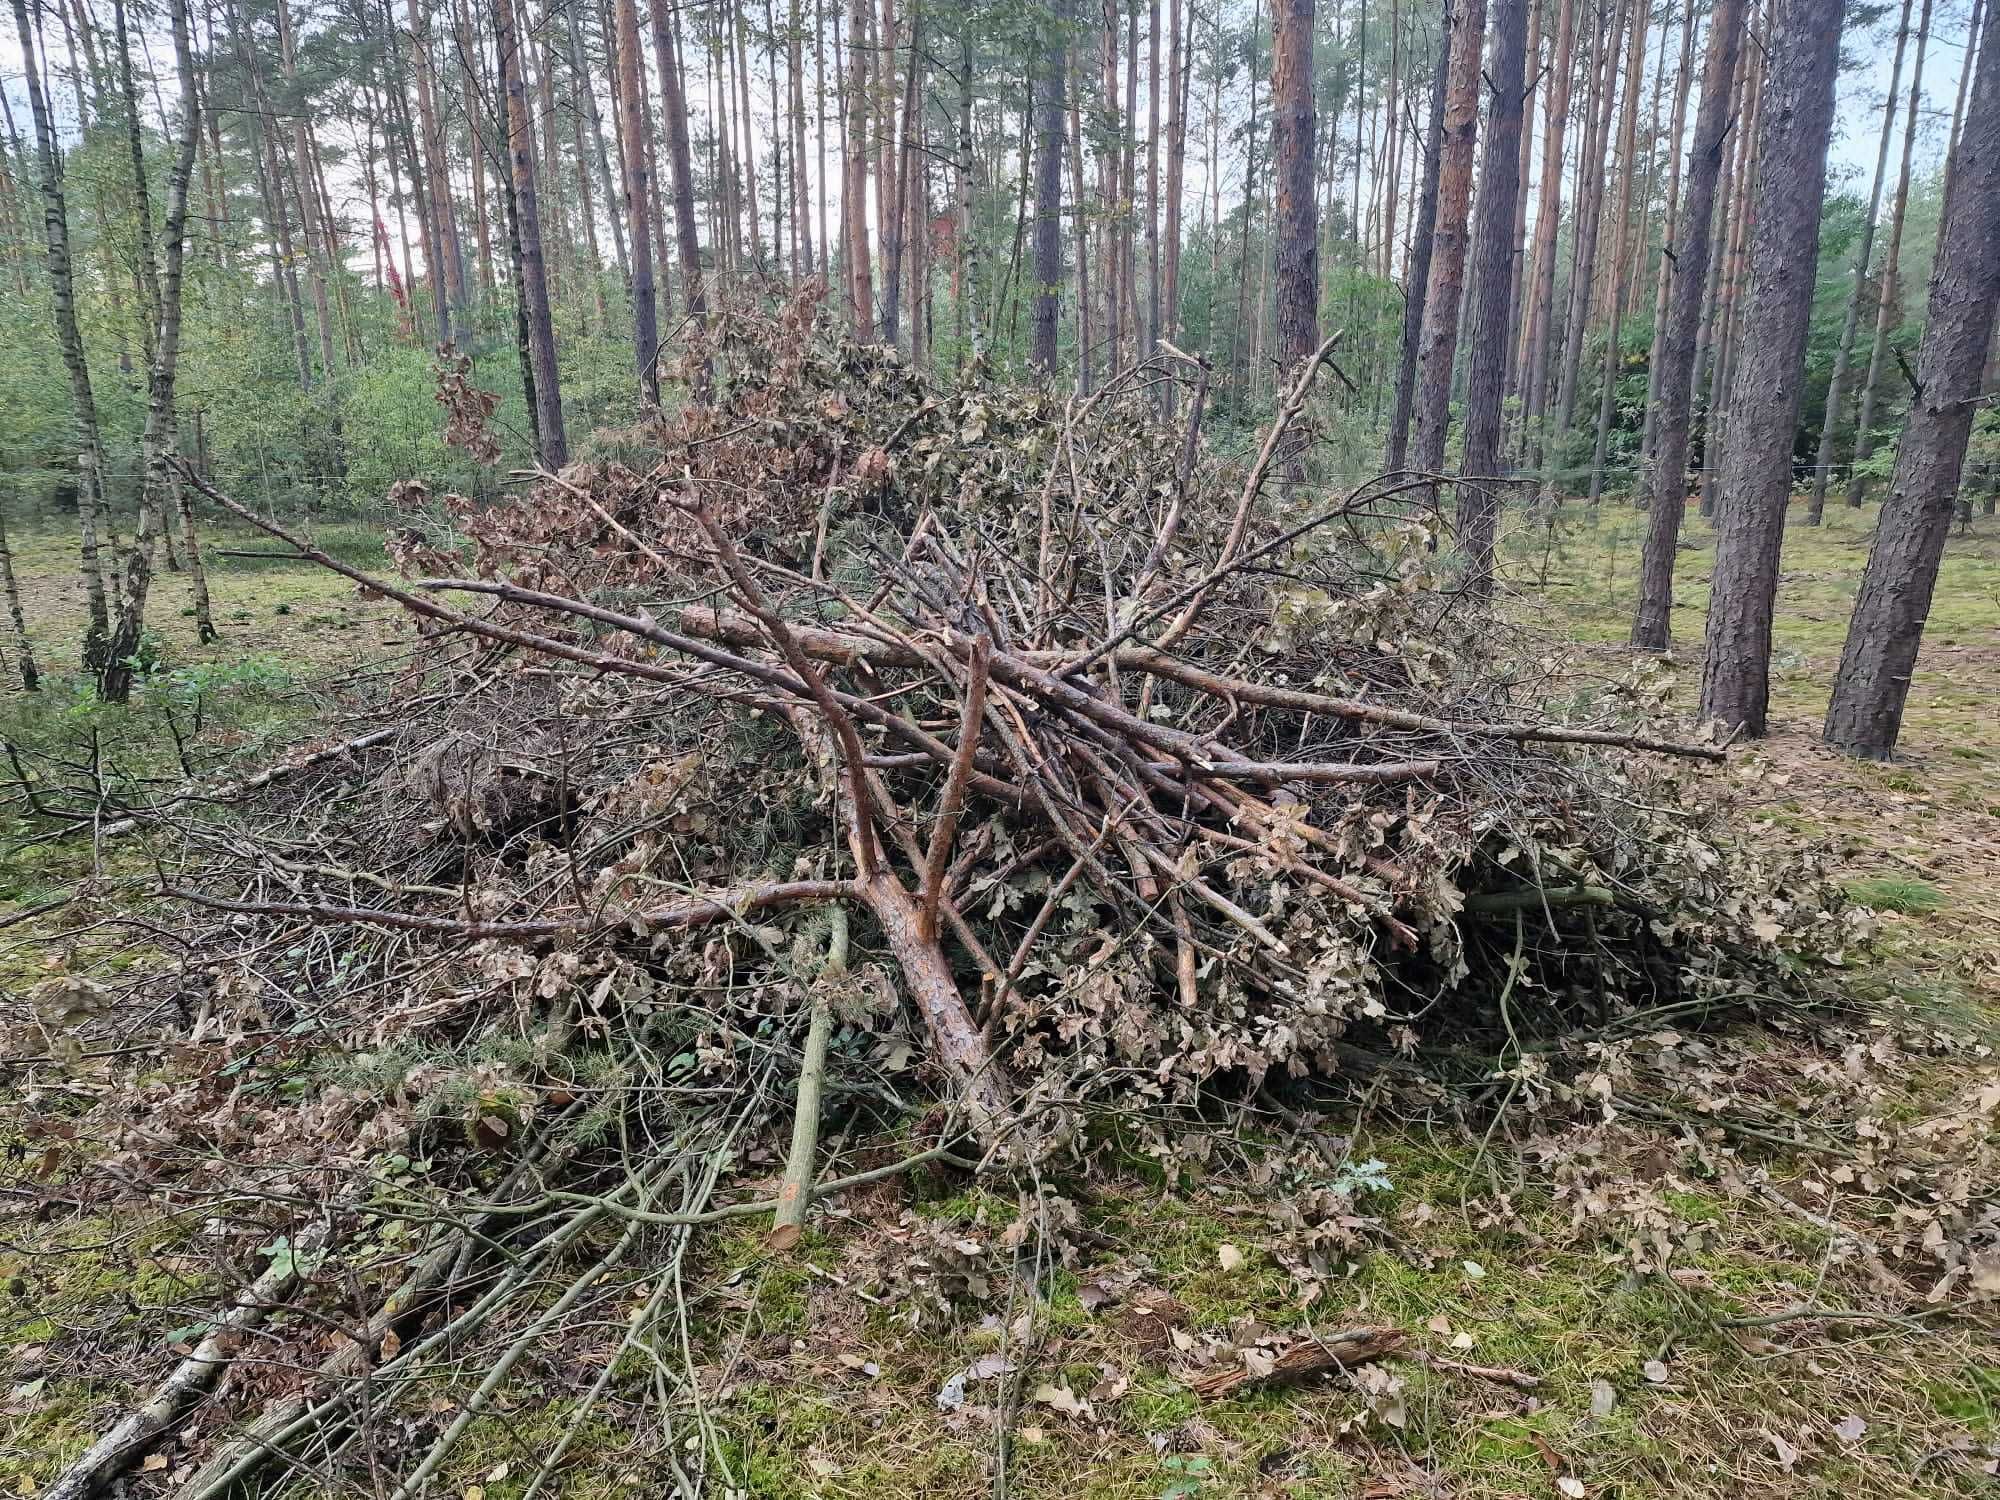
<box><xmin>1925</xmin><ymin>1365</ymin><xmax>1999</xmax><ymax>1432</ymax></box>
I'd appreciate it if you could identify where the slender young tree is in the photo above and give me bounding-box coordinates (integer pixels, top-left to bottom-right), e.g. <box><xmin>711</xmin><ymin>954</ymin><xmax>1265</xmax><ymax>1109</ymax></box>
<box><xmin>844</xmin><ymin>0</ymin><xmax>874</xmax><ymax>337</ymax></box>
<box><xmin>650</xmin><ymin>0</ymin><xmax>707</xmax><ymax>326</ymax></box>
<box><xmin>1824</xmin><ymin>0</ymin><xmax>2000</xmax><ymax>757</ymax></box>
<box><xmin>495</xmin><ymin>0</ymin><xmax>567</xmax><ymax>464</ymax></box>
<box><xmin>616</xmin><ymin>0</ymin><xmax>658</xmax><ymax>402</ymax></box>
<box><xmin>1696</xmin><ymin>0</ymin><xmax>1844</xmax><ymax>735</ymax></box>
<box><xmin>1584</xmin><ymin>0</ymin><xmax>1653</xmax><ymax>503</ymax></box>
<box><xmin>1804</xmin><ymin>0</ymin><xmax>1917</xmax><ymax>522</ymax></box>
<box><xmin>0</xmin><ymin>499</ymin><xmax>36</xmax><ymax>691</ymax></box>
<box><xmin>1630</xmin><ymin>0</ymin><xmax>1746</xmax><ymax>649</ymax></box>
<box><xmin>101</xmin><ymin>0</ymin><xmax>202</xmax><ymax>703</ymax></box>
<box><xmin>1409</xmin><ymin>0</ymin><xmax>1487</xmax><ymax>477</ymax></box>
<box><xmin>1636</xmin><ymin>0</ymin><xmax>1699</xmax><ymax>472</ymax></box>
<box><xmin>1552</xmin><ymin>0</ymin><xmax>1628</xmax><ymax>444</ymax></box>
<box><xmin>1029</xmin><ymin>0</ymin><xmax>1069</xmax><ymax>378</ymax></box>
<box><xmin>1456</xmin><ymin>0</ymin><xmax>1530</xmax><ymax>595</ymax></box>
<box><xmin>1517</xmin><ymin>0</ymin><xmax>1575</xmax><ymax>461</ymax></box>
<box><xmin>11</xmin><ymin>0</ymin><xmax>112</xmax><ymax>669</ymax></box>
<box><xmin>1844</xmin><ymin>0</ymin><xmax>1935</xmax><ymax>509</ymax></box>
<box><xmin>1386</xmin><ymin>6</ymin><xmax>1452</xmax><ymax>469</ymax></box>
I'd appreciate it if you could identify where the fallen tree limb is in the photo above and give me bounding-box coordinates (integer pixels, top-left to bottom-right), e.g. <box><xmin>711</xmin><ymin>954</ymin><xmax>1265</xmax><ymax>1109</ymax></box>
<box><xmin>1189</xmin><ymin>1325</ymin><xmax>1408</xmax><ymax>1401</ymax></box>
<box><xmin>45</xmin><ymin>1225</ymin><xmax>325</xmax><ymax>1500</ymax></box>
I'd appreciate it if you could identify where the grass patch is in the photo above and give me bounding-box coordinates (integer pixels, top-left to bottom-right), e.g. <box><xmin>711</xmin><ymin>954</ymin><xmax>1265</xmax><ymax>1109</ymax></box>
<box><xmin>1843</xmin><ymin>876</ymin><xmax>1948</xmax><ymax>914</ymax></box>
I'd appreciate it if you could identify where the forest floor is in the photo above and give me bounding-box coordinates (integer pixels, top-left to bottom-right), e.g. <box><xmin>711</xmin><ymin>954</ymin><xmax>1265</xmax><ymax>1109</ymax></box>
<box><xmin>2</xmin><ymin>497</ymin><xmax>1997</xmax><ymax>1498</ymax></box>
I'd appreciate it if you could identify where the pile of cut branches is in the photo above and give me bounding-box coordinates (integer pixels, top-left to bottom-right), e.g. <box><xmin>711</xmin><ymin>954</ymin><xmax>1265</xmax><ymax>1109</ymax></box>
<box><xmin>10</xmin><ymin>293</ymin><xmax>1868</xmax><ymax>1497</ymax></box>
<box><xmin>167</xmin><ymin>294</ymin><xmax>1856</xmax><ymax>1127</ymax></box>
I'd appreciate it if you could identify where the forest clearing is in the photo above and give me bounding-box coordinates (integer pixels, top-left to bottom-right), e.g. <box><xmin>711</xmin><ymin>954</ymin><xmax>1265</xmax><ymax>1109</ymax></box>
<box><xmin>4</xmin><ymin>0</ymin><xmax>2000</xmax><ymax>1489</ymax></box>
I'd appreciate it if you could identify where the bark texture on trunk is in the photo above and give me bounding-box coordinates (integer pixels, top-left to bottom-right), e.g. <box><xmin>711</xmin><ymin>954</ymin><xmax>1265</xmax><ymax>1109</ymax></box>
<box><xmin>1029</xmin><ymin>0</ymin><xmax>1069</xmax><ymax>379</ymax></box>
<box><xmin>0</xmin><ymin>502</ymin><xmax>38</xmax><ymax>691</ymax></box>
<box><xmin>1824</xmin><ymin>0</ymin><xmax>2000</xmax><ymax>758</ymax></box>
<box><xmin>1386</xmin><ymin>4</ymin><xmax>1452</xmax><ymax>471</ymax></box>
<box><xmin>1630</xmin><ymin>0</ymin><xmax>1746</xmax><ymax>651</ymax></box>
<box><xmin>1518</xmin><ymin>0</ymin><xmax>1575</xmax><ymax>464</ymax></box>
<box><xmin>616</xmin><ymin>0</ymin><xmax>657</xmax><ymax>403</ymax></box>
<box><xmin>844</xmin><ymin>0</ymin><xmax>874</xmax><ymax>338</ymax></box>
<box><xmin>1456</xmin><ymin>0</ymin><xmax>1529</xmax><ymax>596</ymax></box>
<box><xmin>11</xmin><ymin>0</ymin><xmax>112</xmax><ymax>669</ymax></box>
<box><xmin>1271</xmin><ymin>0</ymin><xmax>1319</xmax><ymax>379</ymax></box>
<box><xmin>1409</xmin><ymin>0</ymin><xmax>1487</xmax><ymax>477</ymax></box>
<box><xmin>1696</xmin><ymin>0</ymin><xmax>1843</xmax><ymax>736</ymax></box>
<box><xmin>496</xmin><ymin>0</ymin><xmax>568</xmax><ymax>466</ymax></box>
<box><xmin>102</xmin><ymin>0</ymin><xmax>202</xmax><ymax>704</ymax></box>
<box><xmin>650</xmin><ymin>0</ymin><xmax>707</xmax><ymax>327</ymax></box>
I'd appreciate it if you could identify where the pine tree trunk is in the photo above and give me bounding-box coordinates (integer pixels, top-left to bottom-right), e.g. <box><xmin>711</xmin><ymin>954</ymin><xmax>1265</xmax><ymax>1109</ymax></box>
<box><xmin>844</xmin><ymin>0</ymin><xmax>874</xmax><ymax>336</ymax></box>
<box><xmin>1503</xmin><ymin>0</ymin><xmax>1541</xmax><ymax>399</ymax></box>
<box><xmin>1271</xmin><ymin>0</ymin><xmax>1318</xmax><ymax>387</ymax></box>
<box><xmin>278</xmin><ymin>0</ymin><xmax>339</xmax><ymax>380</ymax></box>
<box><xmin>790</xmin><ymin>0</ymin><xmax>814</xmax><ymax>273</ymax></box>
<box><xmin>1694</xmin><ymin>31</ymin><xmax>1753</xmax><ymax>517</ymax></box>
<box><xmin>733</xmin><ymin>0</ymin><xmax>765</xmax><ymax>266</ymax></box>
<box><xmin>1386</xmin><ymin>4</ymin><xmax>1450</xmax><ymax>470</ymax></box>
<box><xmin>1843</xmin><ymin>0</ymin><xmax>1934</xmax><ymax>509</ymax></box>
<box><xmin>410</xmin><ymin>0</ymin><xmax>468</xmax><ymax>318</ymax></box>
<box><xmin>1636</xmin><ymin>0</ymin><xmax>1698</xmax><ymax>481</ymax></box>
<box><xmin>1552</xmin><ymin>0</ymin><xmax>1625</xmax><ymax>445</ymax></box>
<box><xmin>1456</xmin><ymin>0</ymin><xmax>1529</xmax><ymax>595</ymax></box>
<box><xmin>496</xmin><ymin>0</ymin><xmax>567</xmax><ymax>465</ymax></box>
<box><xmin>1629</xmin><ymin>0</ymin><xmax>1746</xmax><ymax>650</ymax></box>
<box><xmin>1163</xmin><ymin>0</ymin><xmax>1187</xmax><ymax>355</ymax></box>
<box><xmin>1101</xmin><ymin>0</ymin><xmax>1123</xmax><ymax>373</ymax></box>
<box><xmin>11</xmin><ymin>0</ymin><xmax>112</xmax><ymax>669</ymax></box>
<box><xmin>960</xmin><ymin>27</ymin><xmax>982</xmax><ymax>357</ymax></box>
<box><xmin>1804</xmin><ymin>0</ymin><xmax>1915</xmax><ymax>521</ymax></box>
<box><xmin>1408</xmin><ymin>0</ymin><xmax>1486</xmax><ymax>477</ymax></box>
<box><xmin>1145</xmin><ymin>0</ymin><xmax>1162</xmax><ymax>365</ymax></box>
<box><xmin>650</xmin><ymin>0</ymin><xmax>707</xmax><ymax>330</ymax></box>
<box><xmin>881</xmin><ymin>2</ymin><xmax>919</xmax><ymax>347</ymax></box>
<box><xmin>1030</xmin><ymin>0</ymin><xmax>1068</xmax><ymax>378</ymax></box>
<box><xmin>616</xmin><ymin>0</ymin><xmax>657</xmax><ymax>402</ymax></box>
<box><xmin>1517</xmin><ymin>0</ymin><xmax>1574</xmax><ymax>466</ymax></box>
<box><xmin>1938</xmin><ymin>0</ymin><xmax>1986</xmax><ymax>218</ymax></box>
<box><xmin>1824</xmin><ymin>0</ymin><xmax>1999</xmax><ymax>757</ymax></box>
<box><xmin>570</xmin><ymin>0</ymin><xmax>628</xmax><ymax>285</ymax></box>
<box><xmin>1067</xmin><ymin>38</ymin><xmax>1093</xmax><ymax>391</ymax></box>
<box><xmin>1583</xmin><ymin>0</ymin><xmax>1652</xmax><ymax>502</ymax></box>
<box><xmin>533</xmin><ymin>5</ymin><xmax>570</xmax><ymax>303</ymax></box>
<box><xmin>1695</xmin><ymin>0</ymin><xmax>1843</xmax><ymax>736</ymax></box>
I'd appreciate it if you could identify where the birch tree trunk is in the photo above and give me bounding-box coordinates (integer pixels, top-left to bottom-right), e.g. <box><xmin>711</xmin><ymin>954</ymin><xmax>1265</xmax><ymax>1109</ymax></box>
<box><xmin>10</xmin><ymin>0</ymin><xmax>112</xmax><ymax>669</ymax></box>
<box><xmin>103</xmin><ymin>0</ymin><xmax>201</xmax><ymax>703</ymax></box>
